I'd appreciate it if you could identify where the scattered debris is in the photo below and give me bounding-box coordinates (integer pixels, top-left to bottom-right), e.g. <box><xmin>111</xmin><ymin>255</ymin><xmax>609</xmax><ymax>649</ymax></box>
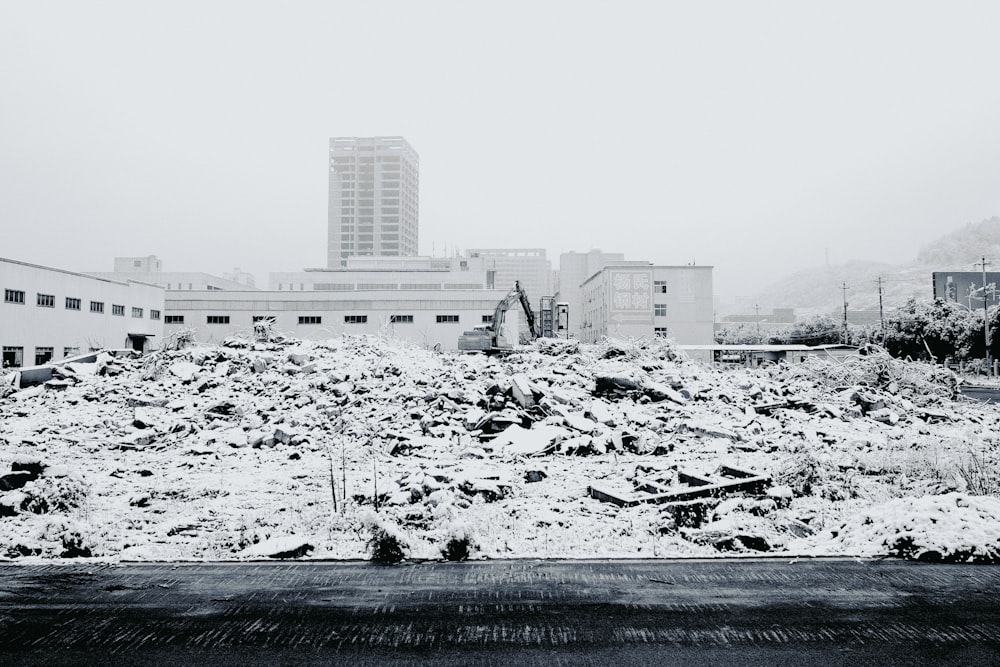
<box><xmin>0</xmin><ymin>333</ymin><xmax>996</xmax><ymax>561</ymax></box>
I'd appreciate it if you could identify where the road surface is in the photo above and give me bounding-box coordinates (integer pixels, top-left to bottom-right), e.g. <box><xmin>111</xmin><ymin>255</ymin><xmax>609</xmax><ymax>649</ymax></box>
<box><xmin>960</xmin><ymin>385</ymin><xmax>1000</xmax><ymax>403</ymax></box>
<box><xmin>1</xmin><ymin>559</ymin><xmax>999</xmax><ymax>665</ymax></box>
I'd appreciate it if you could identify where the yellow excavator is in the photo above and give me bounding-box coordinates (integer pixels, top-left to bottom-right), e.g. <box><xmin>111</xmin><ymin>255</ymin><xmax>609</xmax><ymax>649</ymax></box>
<box><xmin>458</xmin><ymin>281</ymin><xmax>539</xmax><ymax>353</ymax></box>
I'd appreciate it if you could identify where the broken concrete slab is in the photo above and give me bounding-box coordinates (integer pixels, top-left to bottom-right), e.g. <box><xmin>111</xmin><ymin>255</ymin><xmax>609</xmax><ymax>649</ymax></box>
<box><xmin>510</xmin><ymin>374</ymin><xmax>536</xmax><ymax>409</ymax></box>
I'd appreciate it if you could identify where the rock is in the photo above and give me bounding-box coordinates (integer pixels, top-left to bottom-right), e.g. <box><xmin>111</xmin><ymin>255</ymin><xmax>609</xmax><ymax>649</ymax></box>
<box><xmin>205</xmin><ymin>400</ymin><xmax>241</xmax><ymax>417</ymax></box>
<box><xmin>215</xmin><ymin>428</ymin><xmax>249</xmax><ymax>448</ymax></box>
<box><xmin>524</xmin><ymin>470</ymin><xmax>547</xmax><ymax>483</ymax></box>
<box><xmin>288</xmin><ymin>352</ymin><xmax>311</xmax><ymax>366</ymax></box>
<box><xmin>42</xmin><ymin>465</ymin><xmax>71</xmax><ymax>478</ymax></box>
<box><xmin>511</xmin><ymin>374</ymin><xmax>537</xmax><ymax>408</ymax></box>
<box><xmin>0</xmin><ymin>491</ymin><xmax>25</xmax><ymax>516</ymax></box>
<box><xmin>594</xmin><ymin>376</ymin><xmax>642</xmax><ymax>397</ymax></box>
<box><xmin>766</xmin><ymin>485</ymin><xmax>794</xmax><ymax>508</ymax></box>
<box><xmin>127</xmin><ymin>396</ymin><xmax>169</xmax><ymax>408</ymax></box>
<box><xmin>868</xmin><ymin>407</ymin><xmax>899</xmax><ymax>425</ymax></box>
<box><xmin>677</xmin><ymin>418</ymin><xmax>739</xmax><ymax>440</ymax></box>
<box><xmin>0</xmin><ymin>471</ymin><xmax>34</xmax><ymax>492</ymax></box>
<box><xmin>644</xmin><ymin>381</ymin><xmax>686</xmax><ymax>404</ymax></box>
<box><xmin>332</xmin><ymin>381</ymin><xmax>354</xmax><ymax>397</ymax></box>
<box><xmin>715</xmin><ymin>535</ymin><xmax>771</xmax><ymax>552</ymax></box>
<box><xmin>133</xmin><ymin>407</ymin><xmax>164</xmax><ymax>429</ymax></box>
<box><xmin>490</xmin><ymin>424</ymin><xmax>567</xmax><ymax>456</ymax></box>
<box><xmin>557</xmin><ymin>408</ymin><xmax>597</xmax><ymax>434</ymax></box>
<box><xmin>274</xmin><ymin>425</ymin><xmax>300</xmax><ymax>445</ymax></box>
<box><xmin>10</xmin><ymin>457</ymin><xmax>46</xmax><ymax>478</ymax></box>
<box><xmin>168</xmin><ymin>361</ymin><xmax>201</xmax><ymax>382</ymax></box>
<box><xmin>587</xmin><ymin>400</ymin><xmax>616</xmax><ymax>425</ymax></box>
<box><xmin>460</xmin><ymin>447</ymin><xmax>488</xmax><ymax>459</ymax></box>
<box><xmin>851</xmin><ymin>390</ymin><xmax>886</xmax><ymax>414</ymax></box>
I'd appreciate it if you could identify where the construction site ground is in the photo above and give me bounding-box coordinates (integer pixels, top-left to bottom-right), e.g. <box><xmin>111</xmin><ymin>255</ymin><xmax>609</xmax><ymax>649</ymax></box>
<box><xmin>2</xmin><ymin>333</ymin><xmax>999</xmax><ymax>564</ymax></box>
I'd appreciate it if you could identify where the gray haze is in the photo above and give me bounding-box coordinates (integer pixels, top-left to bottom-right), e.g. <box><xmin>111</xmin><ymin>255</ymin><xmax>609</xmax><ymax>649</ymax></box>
<box><xmin>2</xmin><ymin>1</ymin><xmax>999</xmax><ymax>302</ymax></box>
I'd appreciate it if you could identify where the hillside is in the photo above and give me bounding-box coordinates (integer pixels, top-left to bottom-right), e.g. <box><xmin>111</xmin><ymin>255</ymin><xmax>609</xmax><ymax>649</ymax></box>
<box><xmin>746</xmin><ymin>217</ymin><xmax>1000</xmax><ymax>319</ymax></box>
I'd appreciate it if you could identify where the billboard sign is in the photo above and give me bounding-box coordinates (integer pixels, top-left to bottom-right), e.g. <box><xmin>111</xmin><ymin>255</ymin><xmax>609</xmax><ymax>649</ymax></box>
<box><xmin>608</xmin><ymin>269</ymin><xmax>653</xmax><ymax>325</ymax></box>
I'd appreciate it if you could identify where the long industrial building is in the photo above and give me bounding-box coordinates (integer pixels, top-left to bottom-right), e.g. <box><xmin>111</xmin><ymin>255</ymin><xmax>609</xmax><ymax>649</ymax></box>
<box><xmin>1</xmin><ymin>257</ymin><xmax>164</xmax><ymax>369</ymax></box>
<box><xmin>163</xmin><ymin>288</ymin><xmax>512</xmax><ymax>349</ymax></box>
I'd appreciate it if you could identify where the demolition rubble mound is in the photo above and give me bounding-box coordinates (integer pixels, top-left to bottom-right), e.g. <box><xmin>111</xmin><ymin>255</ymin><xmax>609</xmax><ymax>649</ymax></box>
<box><xmin>1</xmin><ymin>334</ymin><xmax>999</xmax><ymax>563</ymax></box>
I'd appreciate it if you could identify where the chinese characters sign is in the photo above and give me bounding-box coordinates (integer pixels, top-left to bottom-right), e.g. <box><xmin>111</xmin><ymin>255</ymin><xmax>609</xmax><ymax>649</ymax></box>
<box><xmin>609</xmin><ymin>270</ymin><xmax>653</xmax><ymax>318</ymax></box>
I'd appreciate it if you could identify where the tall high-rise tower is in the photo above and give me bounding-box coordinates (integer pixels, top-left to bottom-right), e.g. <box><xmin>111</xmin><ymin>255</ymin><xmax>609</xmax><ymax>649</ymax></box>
<box><xmin>328</xmin><ymin>136</ymin><xmax>419</xmax><ymax>268</ymax></box>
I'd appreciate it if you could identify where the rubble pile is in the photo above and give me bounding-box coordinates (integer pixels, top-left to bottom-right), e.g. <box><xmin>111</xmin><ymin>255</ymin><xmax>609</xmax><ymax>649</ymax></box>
<box><xmin>1</xmin><ymin>333</ymin><xmax>999</xmax><ymax>562</ymax></box>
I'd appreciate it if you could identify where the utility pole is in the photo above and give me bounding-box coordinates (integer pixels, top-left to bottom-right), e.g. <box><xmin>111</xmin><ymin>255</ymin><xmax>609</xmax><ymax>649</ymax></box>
<box><xmin>754</xmin><ymin>304</ymin><xmax>761</xmax><ymax>341</ymax></box>
<box><xmin>840</xmin><ymin>283</ymin><xmax>849</xmax><ymax>344</ymax></box>
<box><xmin>877</xmin><ymin>275</ymin><xmax>885</xmax><ymax>345</ymax></box>
<box><xmin>977</xmin><ymin>257</ymin><xmax>991</xmax><ymax>374</ymax></box>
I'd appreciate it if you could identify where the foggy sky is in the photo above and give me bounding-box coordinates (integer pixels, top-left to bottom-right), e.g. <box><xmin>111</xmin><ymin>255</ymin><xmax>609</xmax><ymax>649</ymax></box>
<box><xmin>2</xmin><ymin>1</ymin><xmax>999</xmax><ymax>303</ymax></box>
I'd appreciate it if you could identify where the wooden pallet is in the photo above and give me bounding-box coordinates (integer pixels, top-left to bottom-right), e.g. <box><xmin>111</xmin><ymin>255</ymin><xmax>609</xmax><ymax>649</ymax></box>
<box><xmin>588</xmin><ymin>465</ymin><xmax>770</xmax><ymax>507</ymax></box>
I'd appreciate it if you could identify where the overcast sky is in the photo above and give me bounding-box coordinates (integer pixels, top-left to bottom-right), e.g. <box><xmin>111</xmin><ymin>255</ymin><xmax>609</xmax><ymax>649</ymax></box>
<box><xmin>2</xmin><ymin>1</ymin><xmax>999</xmax><ymax>302</ymax></box>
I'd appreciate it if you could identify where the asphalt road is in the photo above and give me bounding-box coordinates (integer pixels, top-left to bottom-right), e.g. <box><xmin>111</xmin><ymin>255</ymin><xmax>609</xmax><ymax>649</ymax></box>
<box><xmin>1</xmin><ymin>559</ymin><xmax>999</xmax><ymax>666</ymax></box>
<box><xmin>960</xmin><ymin>385</ymin><xmax>1000</xmax><ymax>403</ymax></box>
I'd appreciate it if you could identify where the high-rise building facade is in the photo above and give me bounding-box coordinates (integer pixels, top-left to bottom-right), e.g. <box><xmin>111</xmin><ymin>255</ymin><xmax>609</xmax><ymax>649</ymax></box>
<box><xmin>328</xmin><ymin>137</ymin><xmax>419</xmax><ymax>268</ymax></box>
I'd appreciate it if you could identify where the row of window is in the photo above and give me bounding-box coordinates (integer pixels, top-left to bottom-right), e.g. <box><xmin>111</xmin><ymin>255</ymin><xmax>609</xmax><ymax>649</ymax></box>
<box><xmin>4</xmin><ymin>289</ymin><xmax>160</xmax><ymax>319</ymax></box>
<box><xmin>2</xmin><ymin>345</ymin><xmax>90</xmax><ymax>368</ymax></box>
<box><xmin>166</xmin><ymin>314</ymin><xmax>474</xmax><ymax>326</ymax></box>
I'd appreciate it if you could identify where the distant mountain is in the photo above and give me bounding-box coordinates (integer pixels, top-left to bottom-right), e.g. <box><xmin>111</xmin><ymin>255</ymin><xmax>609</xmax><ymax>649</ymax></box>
<box><xmin>916</xmin><ymin>217</ymin><xmax>1000</xmax><ymax>266</ymax></box>
<box><xmin>744</xmin><ymin>217</ymin><xmax>1000</xmax><ymax>320</ymax></box>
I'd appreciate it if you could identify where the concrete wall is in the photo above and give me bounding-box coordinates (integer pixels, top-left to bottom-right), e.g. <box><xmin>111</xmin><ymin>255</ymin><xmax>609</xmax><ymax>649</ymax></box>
<box><xmin>1</xmin><ymin>257</ymin><xmax>164</xmax><ymax>367</ymax></box>
<box><xmin>164</xmin><ymin>288</ymin><xmax>511</xmax><ymax>350</ymax></box>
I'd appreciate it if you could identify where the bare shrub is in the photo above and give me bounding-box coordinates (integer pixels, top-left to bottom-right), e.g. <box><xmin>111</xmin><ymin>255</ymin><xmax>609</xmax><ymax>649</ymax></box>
<box><xmin>21</xmin><ymin>476</ymin><xmax>87</xmax><ymax>514</ymax></box>
<box><xmin>163</xmin><ymin>328</ymin><xmax>197</xmax><ymax>351</ymax></box>
<box><xmin>441</xmin><ymin>524</ymin><xmax>477</xmax><ymax>561</ymax></box>
<box><xmin>957</xmin><ymin>449</ymin><xmax>1000</xmax><ymax>496</ymax></box>
<box><xmin>360</xmin><ymin>511</ymin><xmax>407</xmax><ymax>564</ymax></box>
<box><xmin>368</xmin><ymin>525</ymin><xmax>406</xmax><ymax>564</ymax></box>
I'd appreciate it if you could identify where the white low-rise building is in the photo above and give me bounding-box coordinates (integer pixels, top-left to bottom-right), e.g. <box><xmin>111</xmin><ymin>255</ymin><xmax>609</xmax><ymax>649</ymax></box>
<box><xmin>164</xmin><ymin>288</ymin><xmax>513</xmax><ymax>349</ymax></box>
<box><xmin>1</xmin><ymin>257</ymin><xmax>164</xmax><ymax>368</ymax></box>
<box><xmin>580</xmin><ymin>264</ymin><xmax>714</xmax><ymax>345</ymax></box>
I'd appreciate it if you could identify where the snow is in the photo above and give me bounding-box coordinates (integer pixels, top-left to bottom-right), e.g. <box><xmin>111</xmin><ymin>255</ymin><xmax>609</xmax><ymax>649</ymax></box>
<box><xmin>1</xmin><ymin>333</ymin><xmax>999</xmax><ymax>563</ymax></box>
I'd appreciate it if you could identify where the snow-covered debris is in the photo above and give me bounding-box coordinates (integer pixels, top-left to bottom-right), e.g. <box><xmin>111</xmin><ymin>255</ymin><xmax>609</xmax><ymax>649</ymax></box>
<box><xmin>241</xmin><ymin>536</ymin><xmax>315</xmax><ymax>559</ymax></box>
<box><xmin>0</xmin><ymin>333</ymin><xmax>997</xmax><ymax>562</ymax></box>
<box><xmin>799</xmin><ymin>493</ymin><xmax>1000</xmax><ymax>563</ymax></box>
